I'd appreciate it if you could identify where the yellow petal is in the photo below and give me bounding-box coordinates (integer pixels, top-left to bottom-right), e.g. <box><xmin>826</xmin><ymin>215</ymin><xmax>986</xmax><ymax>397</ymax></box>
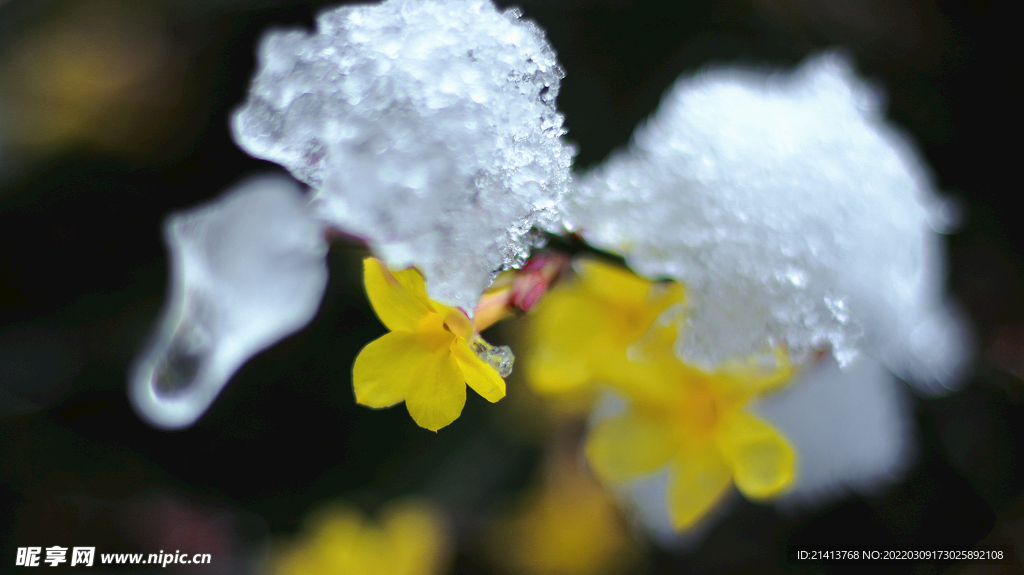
<box><xmin>716</xmin><ymin>410</ymin><xmax>795</xmax><ymax>500</ymax></box>
<box><xmin>452</xmin><ymin>339</ymin><xmax>506</xmax><ymax>403</ymax></box>
<box><xmin>387</xmin><ymin>265</ymin><xmax>475</xmax><ymax>339</ymax></box>
<box><xmin>667</xmin><ymin>443</ymin><xmax>732</xmax><ymax>530</ymax></box>
<box><xmin>433</xmin><ymin>302</ymin><xmax>475</xmax><ymax>341</ymax></box>
<box><xmin>363</xmin><ymin>257</ymin><xmax>439</xmax><ymax>332</ymax></box>
<box><xmin>279</xmin><ymin>500</ymin><xmax>447</xmax><ymax>575</ymax></box>
<box><xmin>526</xmin><ymin>287</ymin><xmax>608</xmax><ymax>395</ymax></box>
<box><xmin>585</xmin><ymin>413</ymin><xmax>676</xmax><ymax>483</ymax></box>
<box><xmin>525</xmin><ymin>257</ymin><xmax>688</xmax><ymax>401</ymax></box>
<box><xmin>352</xmin><ymin>331</ymin><xmax>453</xmax><ymax>409</ymax></box>
<box><xmin>402</xmin><ymin>341</ymin><xmax>467</xmax><ymax>432</ymax></box>
<box><xmin>575</xmin><ymin>259</ymin><xmax>684</xmax><ymax>332</ymax></box>
<box><xmin>603</xmin><ymin>333</ymin><xmax>687</xmax><ymax>406</ymax></box>
<box><xmin>713</xmin><ymin>347</ymin><xmax>793</xmax><ymax>397</ymax></box>
<box><xmin>291</xmin><ymin>503</ymin><xmax>368</xmax><ymax>574</ymax></box>
<box><xmin>380</xmin><ymin>500</ymin><xmax>447</xmax><ymax>575</ymax></box>
<box><xmin>390</xmin><ymin>265</ymin><xmax>433</xmax><ymax>304</ymax></box>
<box><xmin>574</xmin><ymin>259</ymin><xmax>653</xmax><ymax>306</ymax></box>
<box><xmin>472</xmin><ymin>282</ymin><xmax>513</xmax><ymax>332</ymax></box>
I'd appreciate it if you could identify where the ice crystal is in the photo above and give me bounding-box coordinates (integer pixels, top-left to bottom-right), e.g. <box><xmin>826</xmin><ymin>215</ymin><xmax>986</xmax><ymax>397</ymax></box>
<box><xmin>130</xmin><ymin>175</ymin><xmax>328</xmax><ymax>429</ymax></box>
<box><xmin>570</xmin><ymin>53</ymin><xmax>967</xmax><ymax>390</ymax></box>
<box><xmin>232</xmin><ymin>0</ymin><xmax>573</xmax><ymax>313</ymax></box>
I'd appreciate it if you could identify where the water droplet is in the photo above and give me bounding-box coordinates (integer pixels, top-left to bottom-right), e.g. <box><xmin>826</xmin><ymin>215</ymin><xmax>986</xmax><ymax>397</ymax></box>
<box><xmin>471</xmin><ymin>340</ymin><xmax>514</xmax><ymax>378</ymax></box>
<box><xmin>152</xmin><ymin>336</ymin><xmax>204</xmax><ymax>396</ymax></box>
<box><xmin>146</xmin><ymin>292</ymin><xmax>215</xmax><ymax>398</ymax></box>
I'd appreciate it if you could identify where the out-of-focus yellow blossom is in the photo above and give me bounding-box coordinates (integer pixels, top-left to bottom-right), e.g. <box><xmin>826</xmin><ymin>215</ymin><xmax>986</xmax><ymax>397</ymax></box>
<box><xmin>0</xmin><ymin>0</ymin><xmax>184</xmax><ymax>156</ymax></box>
<box><xmin>487</xmin><ymin>455</ymin><xmax>642</xmax><ymax>575</ymax></box>
<box><xmin>527</xmin><ymin>259</ymin><xmax>684</xmax><ymax>396</ymax></box>
<box><xmin>586</xmin><ymin>326</ymin><xmax>795</xmax><ymax>529</ymax></box>
<box><xmin>354</xmin><ymin>257</ymin><xmax>506</xmax><ymax>431</ymax></box>
<box><xmin>527</xmin><ymin>259</ymin><xmax>795</xmax><ymax>529</ymax></box>
<box><xmin>272</xmin><ymin>499</ymin><xmax>449</xmax><ymax>575</ymax></box>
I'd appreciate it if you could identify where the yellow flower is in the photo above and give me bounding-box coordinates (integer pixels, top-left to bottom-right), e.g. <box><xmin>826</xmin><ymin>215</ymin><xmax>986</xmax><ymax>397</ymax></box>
<box><xmin>272</xmin><ymin>499</ymin><xmax>449</xmax><ymax>575</ymax></box>
<box><xmin>353</xmin><ymin>257</ymin><xmax>506</xmax><ymax>431</ymax></box>
<box><xmin>586</xmin><ymin>329</ymin><xmax>795</xmax><ymax>530</ymax></box>
<box><xmin>527</xmin><ymin>259</ymin><xmax>684</xmax><ymax>396</ymax></box>
<box><xmin>526</xmin><ymin>259</ymin><xmax>795</xmax><ymax>530</ymax></box>
<box><xmin>487</xmin><ymin>455</ymin><xmax>642</xmax><ymax>575</ymax></box>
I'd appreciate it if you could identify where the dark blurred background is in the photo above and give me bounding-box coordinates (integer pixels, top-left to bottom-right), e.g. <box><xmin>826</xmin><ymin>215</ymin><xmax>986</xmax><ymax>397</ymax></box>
<box><xmin>0</xmin><ymin>0</ymin><xmax>1021</xmax><ymax>573</ymax></box>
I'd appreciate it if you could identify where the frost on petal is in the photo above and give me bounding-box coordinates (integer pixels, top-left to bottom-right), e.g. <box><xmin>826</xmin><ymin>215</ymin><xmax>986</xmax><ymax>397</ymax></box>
<box><xmin>569</xmin><ymin>52</ymin><xmax>968</xmax><ymax>391</ymax></box>
<box><xmin>231</xmin><ymin>0</ymin><xmax>574</xmax><ymax>313</ymax></box>
<box><xmin>130</xmin><ymin>175</ymin><xmax>328</xmax><ymax>429</ymax></box>
<box><xmin>751</xmin><ymin>353</ymin><xmax>913</xmax><ymax>509</ymax></box>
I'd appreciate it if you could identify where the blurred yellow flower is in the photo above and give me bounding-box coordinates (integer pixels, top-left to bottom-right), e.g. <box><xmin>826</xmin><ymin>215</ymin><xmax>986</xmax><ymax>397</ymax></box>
<box><xmin>586</xmin><ymin>328</ymin><xmax>795</xmax><ymax>529</ymax></box>
<box><xmin>526</xmin><ymin>259</ymin><xmax>683</xmax><ymax>396</ymax></box>
<box><xmin>0</xmin><ymin>0</ymin><xmax>184</xmax><ymax>157</ymax></box>
<box><xmin>272</xmin><ymin>499</ymin><xmax>448</xmax><ymax>575</ymax></box>
<box><xmin>527</xmin><ymin>259</ymin><xmax>795</xmax><ymax>529</ymax></box>
<box><xmin>353</xmin><ymin>257</ymin><xmax>506</xmax><ymax>431</ymax></box>
<box><xmin>487</xmin><ymin>456</ymin><xmax>642</xmax><ymax>575</ymax></box>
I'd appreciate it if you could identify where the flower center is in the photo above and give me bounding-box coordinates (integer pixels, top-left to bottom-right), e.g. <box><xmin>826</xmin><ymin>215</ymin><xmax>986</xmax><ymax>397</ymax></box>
<box><xmin>672</xmin><ymin>381</ymin><xmax>721</xmax><ymax>441</ymax></box>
